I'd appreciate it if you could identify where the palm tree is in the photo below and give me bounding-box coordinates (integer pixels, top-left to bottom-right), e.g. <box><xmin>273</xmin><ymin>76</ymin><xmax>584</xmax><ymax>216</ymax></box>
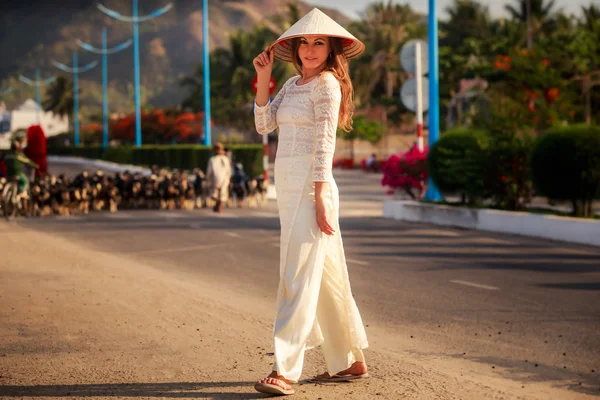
<box><xmin>505</xmin><ymin>0</ymin><xmax>556</xmax><ymax>22</ymax></box>
<box><xmin>439</xmin><ymin>0</ymin><xmax>494</xmax><ymax>127</ymax></box>
<box><xmin>346</xmin><ymin>1</ymin><xmax>425</xmax><ymax>155</ymax></box>
<box><xmin>181</xmin><ymin>24</ymin><xmax>289</xmax><ymax>133</ymax></box>
<box><xmin>505</xmin><ymin>0</ymin><xmax>557</xmax><ymax>42</ymax></box>
<box><xmin>441</xmin><ymin>0</ymin><xmax>493</xmax><ymax>50</ymax></box>
<box><xmin>582</xmin><ymin>4</ymin><xmax>600</xmax><ymax>31</ymax></box>
<box><xmin>349</xmin><ymin>1</ymin><xmax>425</xmax><ymax>108</ymax></box>
<box><xmin>43</xmin><ymin>76</ymin><xmax>74</xmax><ymax>129</ymax></box>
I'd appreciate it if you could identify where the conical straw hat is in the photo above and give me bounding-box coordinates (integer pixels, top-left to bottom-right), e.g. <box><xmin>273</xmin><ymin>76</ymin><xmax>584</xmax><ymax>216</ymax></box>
<box><xmin>268</xmin><ymin>8</ymin><xmax>365</xmax><ymax>62</ymax></box>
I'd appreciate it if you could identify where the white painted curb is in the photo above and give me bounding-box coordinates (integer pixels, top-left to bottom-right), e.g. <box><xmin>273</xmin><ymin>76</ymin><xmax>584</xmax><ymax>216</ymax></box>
<box><xmin>49</xmin><ymin>155</ymin><xmax>277</xmax><ymax>199</ymax></box>
<box><xmin>47</xmin><ymin>155</ymin><xmax>151</xmax><ymax>176</ymax></box>
<box><xmin>383</xmin><ymin>199</ymin><xmax>600</xmax><ymax>247</ymax></box>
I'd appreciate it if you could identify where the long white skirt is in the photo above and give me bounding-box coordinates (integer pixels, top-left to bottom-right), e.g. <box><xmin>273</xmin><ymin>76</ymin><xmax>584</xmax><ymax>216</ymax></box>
<box><xmin>272</xmin><ymin>155</ymin><xmax>368</xmax><ymax>381</ymax></box>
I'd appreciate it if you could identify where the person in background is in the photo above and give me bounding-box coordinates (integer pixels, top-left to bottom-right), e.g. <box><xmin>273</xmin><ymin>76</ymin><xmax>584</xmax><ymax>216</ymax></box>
<box><xmin>206</xmin><ymin>143</ymin><xmax>231</xmax><ymax>213</ymax></box>
<box><xmin>5</xmin><ymin>138</ymin><xmax>38</xmax><ymax>198</ymax></box>
<box><xmin>0</xmin><ymin>151</ymin><xmax>7</xmax><ymax>178</ymax></box>
<box><xmin>365</xmin><ymin>153</ymin><xmax>377</xmax><ymax>172</ymax></box>
<box><xmin>224</xmin><ymin>147</ymin><xmax>233</xmax><ymax>165</ymax></box>
<box><xmin>231</xmin><ymin>161</ymin><xmax>249</xmax><ymax>207</ymax></box>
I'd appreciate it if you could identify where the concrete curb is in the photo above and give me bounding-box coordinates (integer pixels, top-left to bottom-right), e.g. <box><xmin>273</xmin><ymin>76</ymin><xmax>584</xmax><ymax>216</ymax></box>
<box><xmin>383</xmin><ymin>199</ymin><xmax>600</xmax><ymax>247</ymax></box>
<box><xmin>48</xmin><ymin>155</ymin><xmax>277</xmax><ymax>199</ymax></box>
<box><xmin>47</xmin><ymin>155</ymin><xmax>152</xmax><ymax>176</ymax></box>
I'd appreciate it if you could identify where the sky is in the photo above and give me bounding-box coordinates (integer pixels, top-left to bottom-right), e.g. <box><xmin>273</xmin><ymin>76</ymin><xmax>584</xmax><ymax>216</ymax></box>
<box><xmin>309</xmin><ymin>0</ymin><xmax>592</xmax><ymax>20</ymax></box>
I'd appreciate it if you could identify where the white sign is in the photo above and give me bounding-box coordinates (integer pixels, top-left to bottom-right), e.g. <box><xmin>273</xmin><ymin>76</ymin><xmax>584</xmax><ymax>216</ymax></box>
<box><xmin>400</xmin><ymin>77</ymin><xmax>429</xmax><ymax>112</ymax></box>
<box><xmin>400</xmin><ymin>39</ymin><xmax>429</xmax><ymax>75</ymax></box>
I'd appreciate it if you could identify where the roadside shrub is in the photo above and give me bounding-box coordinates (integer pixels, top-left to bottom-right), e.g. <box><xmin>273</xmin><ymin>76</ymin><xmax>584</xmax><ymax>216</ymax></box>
<box><xmin>381</xmin><ymin>145</ymin><xmax>428</xmax><ymax>199</ymax></box>
<box><xmin>47</xmin><ymin>145</ymin><xmax>263</xmax><ymax>176</ymax></box>
<box><xmin>427</xmin><ymin>128</ymin><xmax>490</xmax><ymax>204</ymax></box>
<box><xmin>483</xmin><ymin>135</ymin><xmax>535</xmax><ymax>210</ymax></box>
<box><xmin>531</xmin><ymin>124</ymin><xmax>600</xmax><ymax>217</ymax></box>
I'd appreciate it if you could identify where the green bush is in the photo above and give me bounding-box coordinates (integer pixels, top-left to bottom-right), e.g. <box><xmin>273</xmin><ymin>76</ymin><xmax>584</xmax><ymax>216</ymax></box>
<box><xmin>531</xmin><ymin>124</ymin><xmax>600</xmax><ymax>217</ymax></box>
<box><xmin>231</xmin><ymin>145</ymin><xmax>264</xmax><ymax>177</ymax></box>
<box><xmin>103</xmin><ymin>146</ymin><xmax>134</xmax><ymax>164</ymax></box>
<box><xmin>46</xmin><ymin>133</ymin><xmax>72</xmax><ymax>147</ymax></box>
<box><xmin>47</xmin><ymin>144</ymin><xmax>264</xmax><ymax>176</ymax></box>
<box><xmin>427</xmin><ymin>127</ymin><xmax>490</xmax><ymax>204</ymax></box>
<box><xmin>483</xmin><ymin>135</ymin><xmax>535</xmax><ymax>211</ymax></box>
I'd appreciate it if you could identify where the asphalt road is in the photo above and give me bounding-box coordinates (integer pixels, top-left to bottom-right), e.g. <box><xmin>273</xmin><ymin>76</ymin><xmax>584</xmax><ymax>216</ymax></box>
<box><xmin>8</xmin><ymin>162</ymin><xmax>600</xmax><ymax>397</ymax></box>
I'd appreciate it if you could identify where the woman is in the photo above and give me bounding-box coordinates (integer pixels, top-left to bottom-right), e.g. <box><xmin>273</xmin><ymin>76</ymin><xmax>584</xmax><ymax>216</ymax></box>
<box><xmin>252</xmin><ymin>8</ymin><xmax>369</xmax><ymax>396</ymax></box>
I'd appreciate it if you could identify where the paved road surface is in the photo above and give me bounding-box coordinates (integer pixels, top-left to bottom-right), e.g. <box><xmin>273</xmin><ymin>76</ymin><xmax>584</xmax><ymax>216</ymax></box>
<box><xmin>1</xmin><ymin>163</ymin><xmax>599</xmax><ymax>398</ymax></box>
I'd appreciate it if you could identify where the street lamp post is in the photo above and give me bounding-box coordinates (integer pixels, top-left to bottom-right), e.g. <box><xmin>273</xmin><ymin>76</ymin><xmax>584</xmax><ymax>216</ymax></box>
<box><xmin>424</xmin><ymin>0</ymin><xmax>443</xmax><ymax>201</ymax></box>
<box><xmin>77</xmin><ymin>29</ymin><xmax>132</xmax><ymax>149</ymax></box>
<box><xmin>97</xmin><ymin>1</ymin><xmax>173</xmax><ymax>147</ymax></box>
<box><xmin>202</xmin><ymin>0</ymin><xmax>211</xmax><ymax>146</ymax></box>
<box><xmin>52</xmin><ymin>53</ymin><xmax>98</xmax><ymax>146</ymax></box>
<box><xmin>19</xmin><ymin>70</ymin><xmax>56</xmax><ymax>123</ymax></box>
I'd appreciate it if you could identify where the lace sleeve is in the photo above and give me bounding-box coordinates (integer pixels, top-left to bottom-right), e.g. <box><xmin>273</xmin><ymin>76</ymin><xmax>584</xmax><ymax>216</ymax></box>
<box><xmin>254</xmin><ymin>78</ymin><xmax>291</xmax><ymax>135</ymax></box>
<box><xmin>312</xmin><ymin>74</ymin><xmax>341</xmax><ymax>182</ymax></box>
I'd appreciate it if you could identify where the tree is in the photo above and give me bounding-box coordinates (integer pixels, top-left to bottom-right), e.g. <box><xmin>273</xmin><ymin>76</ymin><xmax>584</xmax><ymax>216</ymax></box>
<box><xmin>181</xmin><ymin>23</ymin><xmax>292</xmax><ymax>133</ymax></box>
<box><xmin>505</xmin><ymin>0</ymin><xmax>558</xmax><ymax>44</ymax></box>
<box><xmin>439</xmin><ymin>0</ymin><xmax>494</xmax><ymax>129</ymax></box>
<box><xmin>441</xmin><ymin>0</ymin><xmax>493</xmax><ymax>50</ymax></box>
<box><xmin>43</xmin><ymin>76</ymin><xmax>74</xmax><ymax>128</ymax></box>
<box><xmin>349</xmin><ymin>1</ymin><xmax>425</xmax><ymax>109</ymax></box>
<box><xmin>505</xmin><ymin>0</ymin><xmax>556</xmax><ymax>22</ymax></box>
<box><xmin>582</xmin><ymin>4</ymin><xmax>600</xmax><ymax>31</ymax></box>
<box><xmin>337</xmin><ymin>116</ymin><xmax>384</xmax><ymax>161</ymax></box>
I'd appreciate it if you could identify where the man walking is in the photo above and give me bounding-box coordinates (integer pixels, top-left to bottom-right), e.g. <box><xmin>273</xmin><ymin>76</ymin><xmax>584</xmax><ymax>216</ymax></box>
<box><xmin>206</xmin><ymin>143</ymin><xmax>231</xmax><ymax>213</ymax></box>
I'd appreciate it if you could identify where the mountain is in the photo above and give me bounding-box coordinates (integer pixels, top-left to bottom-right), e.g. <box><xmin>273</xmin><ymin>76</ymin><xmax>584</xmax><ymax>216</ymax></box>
<box><xmin>0</xmin><ymin>0</ymin><xmax>351</xmax><ymax>116</ymax></box>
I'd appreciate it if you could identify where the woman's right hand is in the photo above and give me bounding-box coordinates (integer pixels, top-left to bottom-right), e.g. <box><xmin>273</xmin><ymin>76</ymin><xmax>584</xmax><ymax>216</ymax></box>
<box><xmin>253</xmin><ymin>49</ymin><xmax>274</xmax><ymax>76</ymax></box>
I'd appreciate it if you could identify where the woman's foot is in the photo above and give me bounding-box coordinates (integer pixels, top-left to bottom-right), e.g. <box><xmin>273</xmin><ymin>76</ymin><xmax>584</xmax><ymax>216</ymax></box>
<box><xmin>314</xmin><ymin>361</ymin><xmax>368</xmax><ymax>380</ymax></box>
<box><xmin>255</xmin><ymin>371</ymin><xmax>295</xmax><ymax>395</ymax></box>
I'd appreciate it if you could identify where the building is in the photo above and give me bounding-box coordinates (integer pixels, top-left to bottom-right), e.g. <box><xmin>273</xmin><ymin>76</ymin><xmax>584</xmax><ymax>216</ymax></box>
<box><xmin>0</xmin><ymin>99</ymin><xmax>69</xmax><ymax>149</ymax></box>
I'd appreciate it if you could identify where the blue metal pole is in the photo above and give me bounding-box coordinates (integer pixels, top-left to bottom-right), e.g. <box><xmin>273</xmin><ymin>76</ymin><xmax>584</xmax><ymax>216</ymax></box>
<box><xmin>133</xmin><ymin>0</ymin><xmax>142</xmax><ymax>147</ymax></box>
<box><xmin>202</xmin><ymin>0</ymin><xmax>211</xmax><ymax>146</ymax></box>
<box><xmin>102</xmin><ymin>28</ymin><xmax>109</xmax><ymax>149</ymax></box>
<box><xmin>73</xmin><ymin>52</ymin><xmax>80</xmax><ymax>147</ymax></box>
<box><xmin>425</xmin><ymin>0</ymin><xmax>443</xmax><ymax>201</ymax></box>
<box><xmin>35</xmin><ymin>69</ymin><xmax>41</xmax><ymax>124</ymax></box>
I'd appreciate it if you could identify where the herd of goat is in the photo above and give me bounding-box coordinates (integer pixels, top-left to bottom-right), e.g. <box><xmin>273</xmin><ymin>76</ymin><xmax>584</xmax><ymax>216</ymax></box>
<box><xmin>0</xmin><ymin>167</ymin><xmax>268</xmax><ymax>217</ymax></box>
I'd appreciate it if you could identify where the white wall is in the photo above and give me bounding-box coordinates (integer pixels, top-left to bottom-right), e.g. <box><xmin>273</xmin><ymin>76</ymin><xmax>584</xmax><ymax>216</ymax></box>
<box><xmin>0</xmin><ymin>99</ymin><xmax>69</xmax><ymax>149</ymax></box>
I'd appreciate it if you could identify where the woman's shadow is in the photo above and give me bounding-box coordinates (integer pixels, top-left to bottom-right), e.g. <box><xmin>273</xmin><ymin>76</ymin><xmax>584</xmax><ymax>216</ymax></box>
<box><xmin>0</xmin><ymin>381</ymin><xmax>272</xmax><ymax>399</ymax></box>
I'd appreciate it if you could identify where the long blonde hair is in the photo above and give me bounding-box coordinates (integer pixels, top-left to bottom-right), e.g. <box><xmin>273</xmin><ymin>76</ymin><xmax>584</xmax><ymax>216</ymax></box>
<box><xmin>290</xmin><ymin>37</ymin><xmax>355</xmax><ymax>132</ymax></box>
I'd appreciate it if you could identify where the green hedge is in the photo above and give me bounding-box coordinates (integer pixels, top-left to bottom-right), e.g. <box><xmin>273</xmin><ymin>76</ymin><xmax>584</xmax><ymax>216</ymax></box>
<box><xmin>531</xmin><ymin>124</ymin><xmax>600</xmax><ymax>217</ymax></box>
<box><xmin>427</xmin><ymin>127</ymin><xmax>490</xmax><ymax>204</ymax></box>
<box><xmin>483</xmin><ymin>135</ymin><xmax>535</xmax><ymax>210</ymax></box>
<box><xmin>48</xmin><ymin>145</ymin><xmax>264</xmax><ymax>176</ymax></box>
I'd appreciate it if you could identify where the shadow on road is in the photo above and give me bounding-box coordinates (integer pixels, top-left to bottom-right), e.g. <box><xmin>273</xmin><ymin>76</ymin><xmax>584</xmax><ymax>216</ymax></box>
<box><xmin>535</xmin><ymin>282</ymin><xmax>600</xmax><ymax>291</ymax></box>
<box><xmin>453</xmin><ymin>354</ymin><xmax>600</xmax><ymax>396</ymax></box>
<box><xmin>0</xmin><ymin>381</ymin><xmax>271</xmax><ymax>398</ymax></box>
<box><xmin>357</xmin><ymin>249</ymin><xmax>600</xmax><ymax>273</ymax></box>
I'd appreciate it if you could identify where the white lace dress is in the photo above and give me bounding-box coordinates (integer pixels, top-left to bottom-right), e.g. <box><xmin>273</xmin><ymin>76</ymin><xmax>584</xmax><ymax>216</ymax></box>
<box><xmin>254</xmin><ymin>72</ymin><xmax>368</xmax><ymax>381</ymax></box>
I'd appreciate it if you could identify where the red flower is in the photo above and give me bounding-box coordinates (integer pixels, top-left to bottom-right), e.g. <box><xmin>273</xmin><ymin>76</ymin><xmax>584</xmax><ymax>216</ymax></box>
<box><xmin>545</xmin><ymin>88</ymin><xmax>560</xmax><ymax>104</ymax></box>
